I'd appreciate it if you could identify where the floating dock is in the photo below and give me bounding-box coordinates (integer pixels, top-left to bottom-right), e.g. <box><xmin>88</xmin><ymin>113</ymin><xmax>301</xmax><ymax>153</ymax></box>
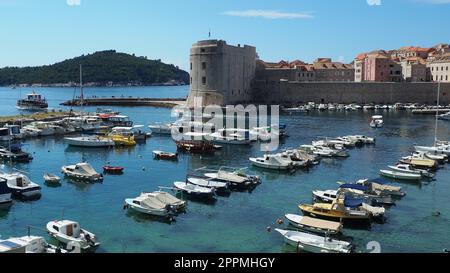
<box><xmin>61</xmin><ymin>97</ymin><xmax>186</xmax><ymax>108</ymax></box>
<box><xmin>0</xmin><ymin>111</ymin><xmax>79</xmax><ymax>126</ymax></box>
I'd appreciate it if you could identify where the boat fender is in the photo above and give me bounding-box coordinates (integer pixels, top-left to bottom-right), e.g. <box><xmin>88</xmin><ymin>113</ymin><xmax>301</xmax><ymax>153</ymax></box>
<box><xmin>266</xmin><ymin>226</ymin><xmax>272</xmax><ymax>232</ymax></box>
<box><xmin>277</xmin><ymin>218</ymin><xmax>284</xmax><ymax>225</ymax></box>
<box><xmin>169</xmin><ymin>216</ymin><xmax>176</xmax><ymax>223</ymax></box>
<box><xmin>142</xmin><ymin>167</ymin><xmax>146</xmax><ymax>171</ymax></box>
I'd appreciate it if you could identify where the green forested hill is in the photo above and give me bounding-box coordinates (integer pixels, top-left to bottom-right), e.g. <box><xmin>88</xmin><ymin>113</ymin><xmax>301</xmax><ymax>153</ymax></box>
<box><xmin>0</xmin><ymin>50</ymin><xmax>189</xmax><ymax>86</ymax></box>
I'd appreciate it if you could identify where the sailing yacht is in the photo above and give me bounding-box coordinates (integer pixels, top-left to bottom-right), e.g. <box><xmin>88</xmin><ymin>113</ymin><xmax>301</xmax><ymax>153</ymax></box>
<box><xmin>414</xmin><ymin>81</ymin><xmax>449</xmax><ymax>155</ymax></box>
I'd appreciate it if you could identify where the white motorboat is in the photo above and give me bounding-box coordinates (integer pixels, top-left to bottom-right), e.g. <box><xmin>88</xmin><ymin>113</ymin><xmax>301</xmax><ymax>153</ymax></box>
<box><xmin>413</xmin><ymin>151</ymin><xmax>447</xmax><ymax>162</ymax></box>
<box><xmin>279</xmin><ymin>152</ymin><xmax>309</xmax><ymax>168</ymax></box>
<box><xmin>414</xmin><ymin>145</ymin><xmax>450</xmax><ymax>156</ymax></box>
<box><xmin>186</xmin><ymin>177</ymin><xmax>229</xmax><ymax>192</ymax></box>
<box><xmin>282</xmin><ymin>106</ymin><xmax>308</xmax><ymax>113</ymax></box>
<box><xmin>284</xmin><ymin>214</ymin><xmax>343</xmax><ymax>235</ymax></box>
<box><xmin>20</xmin><ymin>126</ymin><xmax>41</xmax><ymax>138</ymax></box>
<box><xmin>0</xmin><ymin>177</ymin><xmax>12</xmax><ymax>204</ymax></box>
<box><xmin>250</xmin><ymin>126</ymin><xmax>273</xmax><ymax>142</ymax></box>
<box><xmin>388</xmin><ymin>164</ymin><xmax>434</xmax><ymax>178</ymax></box>
<box><xmin>249</xmin><ymin>154</ymin><xmax>293</xmax><ymax>170</ymax></box>
<box><xmin>203</xmin><ymin>167</ymin><xmax>261</xmax><ymax>189</ymax></box>
<box><xmin>345</xmin><ymin>135</ymin><xmax>375</xmax><ymax>144</ymax></box>
<box><xmin>65</xmin><ymin>136</ymin><xmax>115</xmax><ymax>147</ymax></box>
<box><xmin>299</xmin><ymin>145</ymin><xmax>333</xmax><ymax>157</ymax></box>
<box><xmin>438</xmin><ymin>111</ymin><xmax>450</xmax><ymax>121</ymax></box>
<box><xmin>62</xmin><ymin>116</ymin><xmax>102</xmax><ymax>132</ymax></box>
<box><xmin>370</xmin><ymin>115</ymin><xmax>384</xmax><ymax>128</ymax></box>
<box><xmin>43</xmin><ymin>173</ymin><xmax>61</xmax><ymax>184</ymax></box>
<box><xmin>210</xmin><ymin>131</ymin><xmax>252</xmax><ymax>145</ymax></box>
<box><xmin>2</xmin><ymin>125</ymin><xmax>24</xmax><ymax>140</ymax></box>
<box><xmin>125</xmin><ymin>192</ymin><xmax>177</xmax><ymax>218</ymax></box>
<box><xmin>0</xmin><ymin>235</ymin><xmax>68</xmax><ymax>253</ymax></box>
<box><xmin>173</xmin><ymin>181</ymin><xmax>215</xmax><ymax>198</ymax></box>
<box><xmin>46</xmin><ymin>220</ymin><xmax>100</xmax><ymax>250</ymax></box>
<box><xmin>380</xmin><ymin>169</ymin><xmax>421</xmax><ymax>181</ymax></box>
<box><xmin>274</xmin><ymin>229</ymin><xmax>352</xmax><ymax>253</ymax></box>
<box><xmin>0</xmin><ymin>172</ymin><xmax>41</xmax><ymax>199</ymax></box>
<box><xmin>28</xmin><ymin>122</ymin><xmax>55</xmax><ymax>136</ymax></box>
<box><xmin>61</xmin><ymin>162</ymin><xmax>103</xmax><ymax>182</ymax></box>
<box><xmin>148</xmin><ymin>122</ymin><xmax>173</xmax><ymax>135</ymax></box>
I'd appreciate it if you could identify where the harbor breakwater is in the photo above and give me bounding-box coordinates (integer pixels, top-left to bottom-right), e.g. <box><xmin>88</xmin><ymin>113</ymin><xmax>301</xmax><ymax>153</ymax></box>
<box><xmin>250</xmin><ymin>81</ymin><xmax>450</xmax><ymax>106</ymax></box>
<box><xmin>61</xmin><ymin>97</ymin><xmax>186</xmax><ymax>108</ymax></box>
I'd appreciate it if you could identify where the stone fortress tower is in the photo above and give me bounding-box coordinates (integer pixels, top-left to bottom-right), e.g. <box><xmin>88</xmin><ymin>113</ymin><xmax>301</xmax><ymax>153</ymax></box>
<box><xmin>186</xmin><ymin>40</ymin><xmax>256</xmax><ymax>107</ymax></box>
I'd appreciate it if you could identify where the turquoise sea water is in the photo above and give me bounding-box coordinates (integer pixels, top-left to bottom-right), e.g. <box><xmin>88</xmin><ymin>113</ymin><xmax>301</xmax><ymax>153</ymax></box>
<box><xmin>0</xmin><ymin>86</ymin><xmax>449</xmax><ymax>253</ymax></box>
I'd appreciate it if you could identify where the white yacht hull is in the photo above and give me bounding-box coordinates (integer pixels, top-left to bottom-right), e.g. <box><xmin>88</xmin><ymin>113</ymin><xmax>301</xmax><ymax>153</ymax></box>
<box><xmin>125</xmin><ymin>199</ymin><xmax>169</xmax><ymax>217</ymax></box>
<box><xmin>65</xmin><ymin>137</ymin><xmax>115</xmax><ymax>147</ymax></box>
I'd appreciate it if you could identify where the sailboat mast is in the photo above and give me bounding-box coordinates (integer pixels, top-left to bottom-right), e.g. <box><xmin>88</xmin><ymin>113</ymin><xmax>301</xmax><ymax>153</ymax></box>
<box><xmin>80</xmin><ymin>64</ymin><xmax>83</xmax><ymax>113</ymax></box>
<box><xmin>434</xmin><ymin>81</ymin><xmax>441</xmax><ymax>145</ymax></box>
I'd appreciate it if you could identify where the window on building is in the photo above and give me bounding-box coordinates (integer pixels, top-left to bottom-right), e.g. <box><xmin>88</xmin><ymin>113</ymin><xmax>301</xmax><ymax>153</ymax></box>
<box><xmin>202</xmin><ymin>77</ymin><xmax>206</xmax><ymax>85</ymax></box>
<box><xmin>446</xmin><ymin>75</ymin><xmax>448</xmax><ymax>81</ymax></box>
<box><xmin>431</xmin><ymin>67</ymin><xmax>434</xmax><ymax>71</ymax></box>
<box><xmin>201</xmin><ymin>48</ymin><xmax>205</xmax><ymax>53</ymax></box>
<box><xmin>190</xmin><ymin>77</ymin><xmax>192</xmax><ymax>84</ymax></box>
<box><xmin>202</xmin><ymin>62</ymin><xmax>206</xmax><ymax>70</ymax></box>
<box><xmin>190</xmin><ymin>63</ymin><xmax>192</xmax><ymax>70</ymax></box>
<box><xmin>442</xmin><ymin>67</ymin><xmax>444</xmax><ymax>71</ymax></box>
<box><xmin>447</xmin><ymin>66</ymin><xmax>449</xmax><ymax>71</ymax></box>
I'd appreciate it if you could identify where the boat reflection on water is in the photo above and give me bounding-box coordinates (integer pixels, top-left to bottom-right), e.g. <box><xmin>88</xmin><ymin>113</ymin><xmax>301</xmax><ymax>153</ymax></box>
<box><xmin>125</xmin><ymin>209</ymin><xmax>178</xmax><ymax>225</ymax></box>
<box><xmin>174</xmin><ymin>191</ymin><xmax>218</xmax><ymax>206</ymax></box>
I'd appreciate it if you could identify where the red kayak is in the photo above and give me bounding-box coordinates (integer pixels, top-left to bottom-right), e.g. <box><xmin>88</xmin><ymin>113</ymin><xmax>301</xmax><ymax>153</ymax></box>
<box><xmin>103</xmin><ymin>166</ymin><xmax>124</xmax><ymax>174</ymax></box>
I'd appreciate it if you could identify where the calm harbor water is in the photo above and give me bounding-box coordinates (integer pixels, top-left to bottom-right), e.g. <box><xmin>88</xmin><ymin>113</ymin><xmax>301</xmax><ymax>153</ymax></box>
<box><xmin>0</xmin><ymin>86</ymin><xmax>449</xmax><ymax>253</ymax></box>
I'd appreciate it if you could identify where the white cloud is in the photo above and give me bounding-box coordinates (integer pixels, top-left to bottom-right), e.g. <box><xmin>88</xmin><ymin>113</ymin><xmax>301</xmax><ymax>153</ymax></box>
<box><xmin>67</xmin><ymin>0</ymin><xmax>81</xmax><ymax>6</ymax></box>
<box><xmin>367</xmin><ymin>0</ymin><xmax>382</xmax><ymax>5</ymax></box>
<box><xmin>222</xmin><ymin>10</ymin><xmax>314</xmax><ymax>20</ymax></box>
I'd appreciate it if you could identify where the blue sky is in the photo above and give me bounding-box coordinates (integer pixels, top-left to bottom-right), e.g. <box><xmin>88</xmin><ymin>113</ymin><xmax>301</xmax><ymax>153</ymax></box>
<box><xmin>0</xmin><ymin>0</ymin><xmax>449</xmax><ymax>70</ymax></box>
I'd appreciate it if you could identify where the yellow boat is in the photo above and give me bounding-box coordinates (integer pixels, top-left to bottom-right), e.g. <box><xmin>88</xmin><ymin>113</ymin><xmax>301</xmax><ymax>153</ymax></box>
<box><xmin>109</xmin><ymin>134</ymin><xmax>136</xmax><ymax>146</ymax></box>
<box><xmin>108</xmin><ymin>127</ymin><xmax>136</xmax><ymax>146</ymax></box>
<box><xmin>299</xmin><ymin>199</ymin><xmax>371</xmax><ymax>224</ymax></box>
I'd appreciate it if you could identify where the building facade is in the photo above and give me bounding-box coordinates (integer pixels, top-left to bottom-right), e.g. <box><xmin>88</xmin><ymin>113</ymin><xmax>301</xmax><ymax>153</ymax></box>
<box><xmin>186</xmin><ymin>40</ymin><xmax>256</xmax><ymax>107</ymax></box>
<box><xmin>428</xmin><ymin>53</ymin><xmax>450</xmax><ymax>83</ymax></box>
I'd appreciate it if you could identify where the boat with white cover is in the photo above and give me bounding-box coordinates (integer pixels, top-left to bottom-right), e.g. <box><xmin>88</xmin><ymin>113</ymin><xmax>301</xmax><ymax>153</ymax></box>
<box><xmin>274</xmin><ymin>229</ymin><xmax>353</xmax><ymax>253</ymax></box>
<box><xmin>186</xmin><ymin>177</ymin><xmax>229</xmax><ymax>192</ymax></box>
<box><xmin>203</xmin><ymin>167</ymin><xmax>261</xmax><ymax>189</ymax></box>
<box><xmin>43</xmin><ymin>173</ymin><xmax>61</xmax><ymax>184</ymax></box>
<box><xmin>284</xmin><ymin>214</ymin><xmax>342</xmax><ymax>235</ymax></box>
<box><xmin>380</xmin><ymin>169</ymin><xmax>421</xmax><ymax>181</ymax></box>
<box><xmin>146</xmin><ymin>191</ymin><xmax>186</xmax><ymax>211</ymax></box>
<box><xmin>125</xmin><ymin>192</ymin><xmax>177</xmax><ymax>218</ymax></box>
<box><xmin>46</xmin><ymin>220</ymin><xmax>100</xmax><ymax>250</ymax></box>
<box><xmin>249</xmin><ymin>154</ymin><xmax>293</xmax><ymax>170</ymax></box>
<box><xmin>65</xmin><ymin>136</ymin><xmax>115</xmax><ymax>147</ymax></box>
<box><xmin>61</xmin><ymin>162</ymin><xmax>103</xmax><ymax>182</ymax></box>
<box><xmin>0</xmin><ymin>172</ymin><xmax>41</xmax><ymax>199</ymax></box>
<box><xmin>173</xmin><ymin>181</ymin><xmax>215</xmax><ymax>198</ymax></box>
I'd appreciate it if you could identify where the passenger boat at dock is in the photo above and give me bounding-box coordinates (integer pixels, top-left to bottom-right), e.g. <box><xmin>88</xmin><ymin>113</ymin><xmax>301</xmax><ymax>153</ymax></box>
<box><xmin>16</xmin><ymin>91</ymin><xmax>48</xmax><ymax>111</ymax></box>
